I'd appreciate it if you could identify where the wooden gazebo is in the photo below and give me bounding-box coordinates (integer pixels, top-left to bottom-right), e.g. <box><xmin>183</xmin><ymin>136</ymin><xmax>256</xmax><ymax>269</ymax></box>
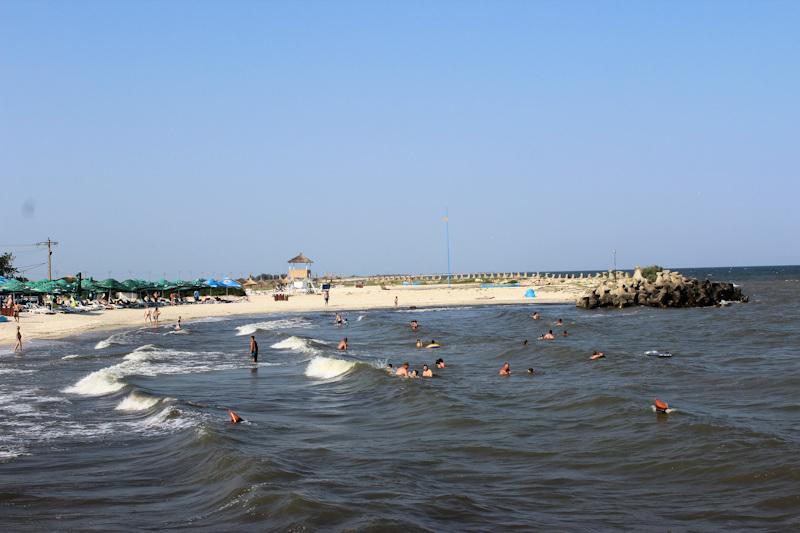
<box><xmin>288</xmin><ymin>253</ymin><xmax>314</xmax><ymax>280</ymax></box>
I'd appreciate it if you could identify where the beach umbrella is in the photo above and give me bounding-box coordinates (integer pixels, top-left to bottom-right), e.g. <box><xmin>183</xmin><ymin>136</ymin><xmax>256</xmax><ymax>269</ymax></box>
<box><xmin>221</xmin><ymin>277</ymin><xmax>242</xmax><ymax>289</ymax></box>
<box><xmin>0</xmin><ymin>279</ymin><xmax>27</xmax><ymax>293</ymax></box>
<box><xmin>96</xmin><ymin>278</ymin><xmax>123</xmax><ymax>290</ymax></box>
<box><xmin>80</xmin><ymin>277</ymin><xmax>99</xmax><ymax>292</ymax></box>
<box><xmin>23</xmin><ymin>281</ymin><xmax>46</xmax><ymax>293</ymax></box>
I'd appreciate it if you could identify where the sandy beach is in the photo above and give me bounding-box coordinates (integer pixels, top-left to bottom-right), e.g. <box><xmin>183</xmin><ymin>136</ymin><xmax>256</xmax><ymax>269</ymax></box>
<box><xmin>0</xmin><ymin>283</ymin><xmax>586</xmax><ymax>345</ymax></box>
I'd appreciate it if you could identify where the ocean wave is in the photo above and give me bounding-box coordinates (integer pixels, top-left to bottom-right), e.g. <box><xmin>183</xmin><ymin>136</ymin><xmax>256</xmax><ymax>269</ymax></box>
<box><xmin>270</xmin><ymin>336</ymin><xmax>321</xmax><ymax>355</ymax></box>
<box><xmin>115</xmin><ymin>391</ymin><xmax>163</xmax><ymax>411</ymax></box>
<box><xmin>64</xmin><ymin>344</ymin><xmax>237</xmax><ymax>397</ymax></box>
<box><xmin>304</xmin><ymin>356</ymin><xmax>357</xmax><ymax>380</ymax></box>
<box><xmin>132</xmin><ymin>406</ymin><xmax>199</xmax><ymax>434</ymax></box>
<box><xmin>94</xmin><ymin>331</ymin><xmax>136</xmax><ymax>350</ymax></box>
<box><xmin>0</xmin><ymin>368</ymin><xmax>36</xmax><ymax>375</ymax></box>
<box><xmin>395</xmin><ymin>306</ymin><xmax>475</xmax><ymax>313</ymax></box>
<box><xmin>236</xmin><ymin>318</ymin><xmax>310</xmax><ymax>336</ymax></box>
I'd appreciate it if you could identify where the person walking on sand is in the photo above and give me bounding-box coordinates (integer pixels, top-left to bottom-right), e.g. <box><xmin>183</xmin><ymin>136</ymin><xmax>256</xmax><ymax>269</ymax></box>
<box><xmin>394</xmin><ymin>296</ymin><xmax>398</xmax><ymax>307</ymax></box>
<box><xmin>249</xmin><ymin>335</ymin><xmax>258</xmax><ymax>362</ymax></box>
<box><xmin>323</xmin><ymin>289</ymin><xmax>330</xmax><ymax>306</ymax></box>
<box><xmin>144</xmin><ymin>306</ymin><xmax>152</xmax><ymax>325</ymax></box>
<box><xmin>14</xmin><ymin>326</ymin><xmax>22</xmax><ymax>353</ymax></box>
<box><xmin>13</xmin><ymin>302</ymin><xmax>21</xmax><ymax>323</ymax></box>
<box><xmin>152</xmin><ymin>306</ymin><xmax>160</xmax><ymax>325</ymax></box>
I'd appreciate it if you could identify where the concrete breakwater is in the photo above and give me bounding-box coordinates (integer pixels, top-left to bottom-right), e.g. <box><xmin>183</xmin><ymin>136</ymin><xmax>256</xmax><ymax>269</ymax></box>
<box><xmin>576</xmin><ymin>267</ymin><xmax>748</xmax><ymax>309</ymax></box>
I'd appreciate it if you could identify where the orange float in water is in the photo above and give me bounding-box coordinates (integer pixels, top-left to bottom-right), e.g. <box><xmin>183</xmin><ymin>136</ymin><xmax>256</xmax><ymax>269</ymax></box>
<box><xmin>228</xmin><ymin>409</ymin><xmax>243</xmax><ymax>424</ymax></box>
<box><xmin>654</xmin><ymin>398</ymin><xmax>669</xmax><ymax>412</ymax></box>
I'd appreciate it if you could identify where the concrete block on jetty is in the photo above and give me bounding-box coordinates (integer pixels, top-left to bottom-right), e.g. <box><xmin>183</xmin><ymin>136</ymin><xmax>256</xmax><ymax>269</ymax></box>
<box><xmin>577</xmin><ymin>268</ymin><xmax>748</xmax><ymax>309</ymax></box>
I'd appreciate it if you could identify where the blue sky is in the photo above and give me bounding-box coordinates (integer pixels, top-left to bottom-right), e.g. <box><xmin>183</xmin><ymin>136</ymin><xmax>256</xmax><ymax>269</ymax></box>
<box><xmin>2</xmin><ymin>1</ymin><xmax>798</xmax><ymax>280</ymax></box>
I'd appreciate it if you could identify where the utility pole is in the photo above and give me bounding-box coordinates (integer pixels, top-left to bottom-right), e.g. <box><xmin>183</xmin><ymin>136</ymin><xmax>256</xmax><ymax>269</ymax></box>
<box><xmin>443</xmin><ymin>210</ymin><xmax>451</xmax><ymax>288</ymax></box>
<box><xmin>612</xmin><ymin>249</ymin><xmax>617</xmax><ymax>277</ymax></box>
<box><xmin>35</xmin><ymin>238</ymin><xmax>59</xmax><ymax>280</ymax></box>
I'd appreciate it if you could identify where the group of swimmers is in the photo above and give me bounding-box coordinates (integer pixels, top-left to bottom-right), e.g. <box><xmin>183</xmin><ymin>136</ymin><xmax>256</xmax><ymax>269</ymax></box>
<box><xmin>387</xmin><ymin>357</ymin><xmax>445</xmax><ymax>379</ymax></box>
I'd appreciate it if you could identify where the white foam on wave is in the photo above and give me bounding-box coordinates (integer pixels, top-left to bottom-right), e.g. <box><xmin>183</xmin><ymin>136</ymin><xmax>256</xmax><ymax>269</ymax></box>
<box><xmin>236</xmin><ymin>318</ymin><xmax>310</xmax><ymax>336</ymax></box>
<box><xmin>304</xmin><ymin>356</ymin><xmax>357</xmax><ymax>380</ymax></box>
<box><xmin>0</xmin><ymin>368</ymin><xmax>36</xmax><ymax>375</ymax></box>
<box><xmin>64</xmin><ymin>344</ymin><xmax>235</xmax><ymax>397</ymax></box>
<box><xmin>61</xmin><ymin>354</ymin><xmax>82</xmax><ymax>360</ymax></box>
<box><xmin>115</xmin><ymin>391</ymin><xmax>162</xmax><ymax>411</ymax></box>
<box><xmin>270</xmin><ymin>336</ymin><xmax>320</xmax><ymax>355</ymax></box>
<box><xmin>357</xmin><ymin>315</ymin><xmax>365</xmax><ymax>321</ymax></box>
<box><xmin>395</xmin><ymin>306</ymin><xmax>474</xmax><ymax>313</ymax></box>
<box><xmin>94</xmin><ymin>331</ymin><xmax>133</xmax><ymax>350</ymax></box>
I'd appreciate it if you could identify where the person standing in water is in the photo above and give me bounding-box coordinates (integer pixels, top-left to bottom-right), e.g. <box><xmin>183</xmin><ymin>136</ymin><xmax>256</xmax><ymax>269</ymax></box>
<box><xmin>152</xmin><ymin>306</ymin><xmax>160</xmax><ymax>325</ymax></box>
<box><xmin>144</xmin><ymin>306</ymin><xmax>152</xmax><ymax>325</ymax></box>
<box><xmin>338</xmin><ymin>337</ymin><xmax>348</xmax><ymax>350</ymax></box>
<box><xmin>13</xmin><ymin>326</ymin><xmax>22</xmax><ymax>353</ymax></box>
<box><xmin>249</xmin><ymin>335</ymin><xmax>258</xmax><ymax>362</ymax></box>
<box><xmin>499</xmin><ymin>362</ymin><xmax>511</xmax><ymax>376</ymax></box>
<box><xmin>175</xmin><ymin>316</ymin><xmax>182</xmax><ymax>331</ymax></box>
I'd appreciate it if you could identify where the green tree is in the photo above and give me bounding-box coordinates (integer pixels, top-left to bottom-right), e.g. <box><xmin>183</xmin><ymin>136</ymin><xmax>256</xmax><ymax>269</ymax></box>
<box><xmin>0</xmin><ymin>252</ymin><xmax>18</xmax><ymax>277</ymax></box>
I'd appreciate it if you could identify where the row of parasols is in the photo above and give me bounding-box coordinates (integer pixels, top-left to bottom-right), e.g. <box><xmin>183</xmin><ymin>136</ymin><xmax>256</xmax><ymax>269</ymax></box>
<box><xmin>0</xmin><ymin>275</ymin><xmax>241</xmax><ymax>295</ymax></box>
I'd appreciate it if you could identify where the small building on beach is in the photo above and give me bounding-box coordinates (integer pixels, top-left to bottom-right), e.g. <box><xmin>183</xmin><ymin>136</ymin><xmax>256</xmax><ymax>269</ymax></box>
<box><xmin>287</xmin><ymin>253</ymin><xmax>314</xmax><ymax>280</ymax></box>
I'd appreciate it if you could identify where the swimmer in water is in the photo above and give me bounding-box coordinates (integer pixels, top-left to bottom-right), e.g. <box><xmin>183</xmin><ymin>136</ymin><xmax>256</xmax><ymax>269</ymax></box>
<box><xmin>337</xmin><ymin>337</ymin><xmax>348</xmax><ymax>351</ymax></box>
<box><xmin>410</xmin><ymin>320</ymin><xmax>418</xmax><ymax>331</ymax></box>
<box><xmin>555</xmin><ymin>318</ymin><xmax>563</xmax><ymax>326</ymax></box>
<box><xmin>531</xmin><ymin>312</ymin><xmax>540</xmax><ymax>320</ymax></box>
<box><xmin>415</xmin><ymin>339</ymin><xmax>423</xmax><ymax>349</ymax></box>
<box><xmin>435</xmin><ymin>358</ymin><xmax>446</xmax><ymax>368</ymax></box>
<box><xmin>386</xmin><ymin>363</ymin><xmax>394</xmax><ymax>374</ymax></box>
<box><xmin>590</xmin><ymin>351</ymin><xmax>605</xmax><ymax>360</ymax></box>
<box><xmin>249</xmin><ymin>335</ymin><xmax>258</xmax><ymax>362</ymax></box>
<box><xmin>562</xmin><ymin>330</ymin><xmax>569</xmax><ymax>337</ymax></box>
<box><xmin>422</xmin><ymin>364</ymin><xmax>433</xmax><ymax>378</ymax></box>
<box><xmin>408</xmin><ymin>369</ymin><xmax>419</xmax><ymax>378</ymax></box>
<box><xmin>499</xmin><ymin>362</ymin><xmax>511</xmax><ymax>376</ymax></box>
<box><xmin>539</xmin><ymin>330</ymin><xmax>556</xmax><ymax>340</ymax></box>
<box><xmin>523</xmin><ymin>339</ymin><xmax>528</xmax><ymax>346</ymax></box>
<box><xmin>527</xmin><ymin>368</ymin><xmax>534</xmax><ymax>375</ymax></box>
<box><xmin>426</xmin><ymin>339</ymin><xmax>440</xmax><ymax>348</ymax></box>
<box><xmin>335</xmin><ymin>313</ymin><xmax>343</xmax><ymax>325</ymax></box>
<box><xmin>395</xmin><ymin>362</ymin><xmax>409</xmax><ymax>377</ymax></box>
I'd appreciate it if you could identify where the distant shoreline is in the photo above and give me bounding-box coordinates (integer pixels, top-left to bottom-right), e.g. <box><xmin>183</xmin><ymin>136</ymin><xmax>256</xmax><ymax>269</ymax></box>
<box><xmin>1</xmin><ymin>284</ymin><xmax>581</xmax><ymax>345</ymax></box>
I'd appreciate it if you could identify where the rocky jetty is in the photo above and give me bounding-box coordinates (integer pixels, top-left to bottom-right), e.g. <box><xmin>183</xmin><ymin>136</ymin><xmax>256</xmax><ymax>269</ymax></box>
<box><xmin>576</xmin><ymin>267</ymin><xmax>748</xmax><ymax>309</ymax></box>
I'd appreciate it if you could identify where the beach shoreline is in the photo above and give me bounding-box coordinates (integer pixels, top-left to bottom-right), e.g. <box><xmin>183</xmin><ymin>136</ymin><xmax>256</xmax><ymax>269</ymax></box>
<box><xmin>1</xmin><ymin>284</ymin><xmax>582</xmax><ymax>345</ymax></box>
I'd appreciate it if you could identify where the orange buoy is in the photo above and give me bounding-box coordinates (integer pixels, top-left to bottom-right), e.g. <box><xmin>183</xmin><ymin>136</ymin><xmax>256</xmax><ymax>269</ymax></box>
<box><xmin>654</xmin><ymin>398</ymin><xmax>669</xmax><ymax>412</ymax></box>
<box><xmin>228</xmin><ymin>409</ymin><xmax>243</xmax><ymax>424</ymax></box>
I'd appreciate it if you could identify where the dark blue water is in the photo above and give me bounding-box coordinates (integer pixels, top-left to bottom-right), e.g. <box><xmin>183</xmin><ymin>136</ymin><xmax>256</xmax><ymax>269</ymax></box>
<box><xmin>2</xmin><ymin>266</ymin><xmax>799</xmax><ymax>530</ymax></box>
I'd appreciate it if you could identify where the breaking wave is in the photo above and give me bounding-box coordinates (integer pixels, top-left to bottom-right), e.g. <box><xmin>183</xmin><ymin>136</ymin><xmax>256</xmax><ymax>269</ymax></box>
<box><xmin>236</xmin><ymin>318</ymin><xmax>311</xmax><ymax>336</ymax></box>
<box><xmin>304</xmin><ymin>356</ymin><xmax>357</xmax><ymax>380</ymax></box>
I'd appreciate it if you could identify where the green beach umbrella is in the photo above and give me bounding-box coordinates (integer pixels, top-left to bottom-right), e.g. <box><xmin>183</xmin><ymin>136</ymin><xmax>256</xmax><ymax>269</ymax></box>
<box><xmin>96</xmin><ymin>278</ymin><xmax>125</xmax><ymax>291</ymax></box>
<box><xmin>0</xmin><ymin>279</ymin><xmax>27</xmax><ymax>293</ymax></box>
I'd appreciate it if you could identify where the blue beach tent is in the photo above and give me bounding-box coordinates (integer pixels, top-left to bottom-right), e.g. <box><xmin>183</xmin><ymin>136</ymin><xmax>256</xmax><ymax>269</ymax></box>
<box><xmin>524</xmin><ymin>288</ymin><xmax>536</xmax><ymax>299</ymax></box>
<box><xmin>221</xmin><ymin>277</ymin><xmax>242</xmax><ymax>288</ymax></box>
